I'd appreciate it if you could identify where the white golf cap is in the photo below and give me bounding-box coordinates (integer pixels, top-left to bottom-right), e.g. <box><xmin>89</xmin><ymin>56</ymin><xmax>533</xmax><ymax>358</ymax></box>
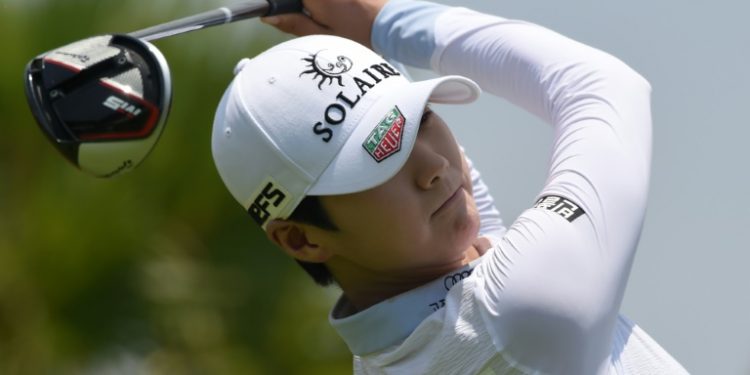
<box><xmin>212</xmin><ymin>35</ymin><xmax>480</xmax><ymax>229</ymax></box>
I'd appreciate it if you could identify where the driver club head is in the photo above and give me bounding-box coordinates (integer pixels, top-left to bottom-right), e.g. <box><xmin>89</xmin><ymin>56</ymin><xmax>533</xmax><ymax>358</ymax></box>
<box><xmin>24</xmin><ymin>34</ymin><xmax>171</xmax><ymax>177</ymax></box>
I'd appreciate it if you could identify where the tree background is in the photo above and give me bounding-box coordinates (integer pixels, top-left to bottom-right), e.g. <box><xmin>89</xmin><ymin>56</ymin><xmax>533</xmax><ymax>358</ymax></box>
<box><xmin>1</xmin><ymin>1</ymin><xmax>350</xmax><ymax>373</ymax></box>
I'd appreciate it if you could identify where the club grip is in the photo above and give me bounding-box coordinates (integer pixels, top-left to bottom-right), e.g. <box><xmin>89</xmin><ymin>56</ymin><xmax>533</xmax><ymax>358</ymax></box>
<box><xmin>265</xmin><ymin>0</ymin><xmax>303</xmax><ymax>16</ymax></box>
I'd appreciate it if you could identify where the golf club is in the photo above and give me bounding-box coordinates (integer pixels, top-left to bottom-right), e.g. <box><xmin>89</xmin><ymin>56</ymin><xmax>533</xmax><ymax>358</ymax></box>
<box><xmin>24</xmin><ymin>0</ymin><xmax>302</xmax><ymax>178</ymax></box>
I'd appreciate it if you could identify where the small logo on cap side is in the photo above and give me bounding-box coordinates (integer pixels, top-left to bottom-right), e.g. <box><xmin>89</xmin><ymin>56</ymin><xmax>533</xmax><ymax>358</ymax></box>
<box><xmin>362</xmin><ymin>106</ymin><xmax>405</xmax><ymax>163</ymax></box>
<box><xmin>300</xmin><ymin>51</ymin><xmax>353</xmax><ymax>90</ymax></box>
<box><xmin>248</xmin><ymin>177</ymin><xmax>290</xmax><ymax>228</ymax></box>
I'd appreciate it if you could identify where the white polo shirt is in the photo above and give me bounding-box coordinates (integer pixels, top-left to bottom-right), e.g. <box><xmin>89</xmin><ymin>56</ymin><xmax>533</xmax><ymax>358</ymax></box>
<box><xmin>330</xmin><ymin>1</ymin><xmax>689</xmax><ymax>374</ymax></box>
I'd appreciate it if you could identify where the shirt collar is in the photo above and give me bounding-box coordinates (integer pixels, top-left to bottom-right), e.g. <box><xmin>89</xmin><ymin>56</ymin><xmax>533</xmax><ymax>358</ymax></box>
<box><xmin>328</xmin><ymin>258</ymin><xmax>483</xmax><ymax>355</ymax></box>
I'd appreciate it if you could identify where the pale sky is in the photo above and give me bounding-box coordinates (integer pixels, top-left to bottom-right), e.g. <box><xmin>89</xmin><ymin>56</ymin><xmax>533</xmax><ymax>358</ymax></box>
<box><xmin>424</xmin><ymin>1</ymin><xmax>750</xmax><ymax>374</ymax></box>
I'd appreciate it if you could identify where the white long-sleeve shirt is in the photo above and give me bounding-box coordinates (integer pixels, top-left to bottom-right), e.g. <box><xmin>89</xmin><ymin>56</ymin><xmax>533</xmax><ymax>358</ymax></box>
<box><xmin>329</xmin><ymin>1</ymin><xmax>688</xmax><ymax>374</ymax></box>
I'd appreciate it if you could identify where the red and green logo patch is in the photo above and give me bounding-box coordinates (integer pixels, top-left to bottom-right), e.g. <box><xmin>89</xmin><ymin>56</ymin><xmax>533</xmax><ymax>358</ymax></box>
<box><xmin>362</xmin><ymin>106</ymin><xmax>405</xmax><ymax>162</ymax></box>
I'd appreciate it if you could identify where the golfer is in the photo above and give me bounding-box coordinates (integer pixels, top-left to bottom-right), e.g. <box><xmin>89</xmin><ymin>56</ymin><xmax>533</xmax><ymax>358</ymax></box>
<box><xmin>211</xmin><ymin>0</ymin><xmax>688</xmax><ymax>373</ymax></box>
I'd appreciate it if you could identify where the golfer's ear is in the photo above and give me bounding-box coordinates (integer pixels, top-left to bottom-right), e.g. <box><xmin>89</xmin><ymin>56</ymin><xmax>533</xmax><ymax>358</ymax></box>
<box><xmin>265</xmin><ymin>219</ymin><xmax>332</xmax><ymax>263</ymax></box>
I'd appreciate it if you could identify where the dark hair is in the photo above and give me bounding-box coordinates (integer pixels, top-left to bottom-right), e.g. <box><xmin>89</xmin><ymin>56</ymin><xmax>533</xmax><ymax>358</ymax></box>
<box><xmin>286</xmin><ymin>195</ymin><xmax>337</xmax><ymax>286</ymax></box>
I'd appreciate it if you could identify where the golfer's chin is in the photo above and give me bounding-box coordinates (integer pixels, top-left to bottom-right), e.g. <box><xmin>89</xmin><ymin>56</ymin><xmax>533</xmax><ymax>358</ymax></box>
<box><xmin>451</xmin><ymin>195</ymin><xmax>482</xmax><ymax>260</ymax></box>
<box><xmin>459</xmin><ymin>189</ymin><xmax>481</xmax><ymax>235</ymax></box>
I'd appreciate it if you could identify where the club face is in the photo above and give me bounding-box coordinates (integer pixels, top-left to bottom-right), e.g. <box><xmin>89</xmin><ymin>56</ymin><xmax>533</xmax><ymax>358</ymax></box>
<box><xmin>24</xmin><ymin>34</ymin><xmax>172</xmax><ymax>177</ymax></box>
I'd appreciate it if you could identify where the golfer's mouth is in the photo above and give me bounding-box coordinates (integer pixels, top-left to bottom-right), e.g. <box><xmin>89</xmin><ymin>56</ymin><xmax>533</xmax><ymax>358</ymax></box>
<box><xmin>433</xmin><ymin>186</ymin><xmax>462</xmax><ymax>217</ymax></box>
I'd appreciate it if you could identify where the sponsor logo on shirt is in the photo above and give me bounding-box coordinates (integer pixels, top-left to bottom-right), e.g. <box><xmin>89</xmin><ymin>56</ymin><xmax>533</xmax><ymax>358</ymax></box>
<box><xmin>533</xmin><ymin>195</ymin><xmax>586</xmax><ymax>222</ymax></box>
<box><xmin>428</xmin><ymin>268</ymin><xmax>475</xmax><ymax>312</ymax></box>
<box><xmin>429</xmin><ymin>299</ymin><xmax>446</xmax><ymax>312</ymax></box>
<box><xmin>443</xmin><ymin>269</ymin><xmax>473</xmax><ymax>291</ymax></box>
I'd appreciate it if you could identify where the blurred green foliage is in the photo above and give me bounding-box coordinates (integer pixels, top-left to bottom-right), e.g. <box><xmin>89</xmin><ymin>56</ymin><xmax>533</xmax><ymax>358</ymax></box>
<box><xmin>0</xmin><ymin>1</ymin><xmax>351</xmax><ymax>373</ymax></box>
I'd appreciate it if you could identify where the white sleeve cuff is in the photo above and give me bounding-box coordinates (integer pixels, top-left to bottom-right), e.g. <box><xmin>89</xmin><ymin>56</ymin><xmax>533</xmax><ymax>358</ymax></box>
<box><xmin>371</xmin><ymin>0</ymin><xmax>449</xmax><ymax>69</ymax></box>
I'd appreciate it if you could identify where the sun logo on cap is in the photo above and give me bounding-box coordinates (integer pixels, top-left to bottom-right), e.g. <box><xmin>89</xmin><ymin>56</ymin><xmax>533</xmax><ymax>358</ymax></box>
<box><xmin>300</xmin><ymin>51</ymin><xmax>353</xmax><ymax>90</ymax></box>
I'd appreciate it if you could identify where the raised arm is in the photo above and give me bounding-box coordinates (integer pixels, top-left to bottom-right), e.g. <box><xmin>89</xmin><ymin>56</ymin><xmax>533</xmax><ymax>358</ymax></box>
<box><xmin>374</xmin><ymin>1</ymin><xmax>653</xmax><ymax>372</ymax></box>
<box><xmin>266</xmin><ymin>1</ymin><xmax>652</xmax><ymax>371</ymax></box>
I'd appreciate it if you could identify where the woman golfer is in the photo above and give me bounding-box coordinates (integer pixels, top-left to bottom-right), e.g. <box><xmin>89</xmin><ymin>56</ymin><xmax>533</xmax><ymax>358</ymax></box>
<box><xmin>211</xmin><ymin>0</ymin><xmax>689</xmax><ymax>373</ymax></box>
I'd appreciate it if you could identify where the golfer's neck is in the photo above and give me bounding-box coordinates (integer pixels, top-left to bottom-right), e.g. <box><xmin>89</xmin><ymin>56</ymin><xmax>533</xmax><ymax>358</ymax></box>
<box><xmin>328</xmin><ymin>244</ymin><xmax>484</xmax><ymax>314</ymax></box>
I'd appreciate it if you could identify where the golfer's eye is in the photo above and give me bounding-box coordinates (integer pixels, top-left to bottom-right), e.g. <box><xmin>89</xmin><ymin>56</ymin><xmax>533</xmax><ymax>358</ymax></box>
<box><xmin>420</xmin><ymin>108</ymin><xmax>433</xmax><ymax>127</ymax></box>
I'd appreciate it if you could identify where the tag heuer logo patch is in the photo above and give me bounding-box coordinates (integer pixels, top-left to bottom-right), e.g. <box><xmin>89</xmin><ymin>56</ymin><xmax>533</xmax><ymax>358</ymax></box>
<box><xmin>363</xmin><ymin>106</ymin><xmax>405</xmax><ymax>162</ymax></box>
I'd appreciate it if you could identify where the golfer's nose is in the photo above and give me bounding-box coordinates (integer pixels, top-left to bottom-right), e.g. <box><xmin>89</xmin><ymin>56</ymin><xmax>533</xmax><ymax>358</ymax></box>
<box><xmin>412</xmin><ymin>139</ymin><xmax>450</xmax><ymax>190</ymax></box>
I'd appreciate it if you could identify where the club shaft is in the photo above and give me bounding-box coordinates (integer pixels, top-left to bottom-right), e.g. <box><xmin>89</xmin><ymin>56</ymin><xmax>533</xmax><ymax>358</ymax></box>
<box><xmin>129</xmin><ymin>0</ymin><xmax>299</xmax><ymax>41</ymax></box>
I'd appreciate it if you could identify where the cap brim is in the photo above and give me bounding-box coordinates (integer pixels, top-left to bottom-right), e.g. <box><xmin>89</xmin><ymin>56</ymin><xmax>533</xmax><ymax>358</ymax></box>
<box><xmin>307</xmin><ymin>75</ymin><xmax>480</xmax><ymax>196</ymax></box>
